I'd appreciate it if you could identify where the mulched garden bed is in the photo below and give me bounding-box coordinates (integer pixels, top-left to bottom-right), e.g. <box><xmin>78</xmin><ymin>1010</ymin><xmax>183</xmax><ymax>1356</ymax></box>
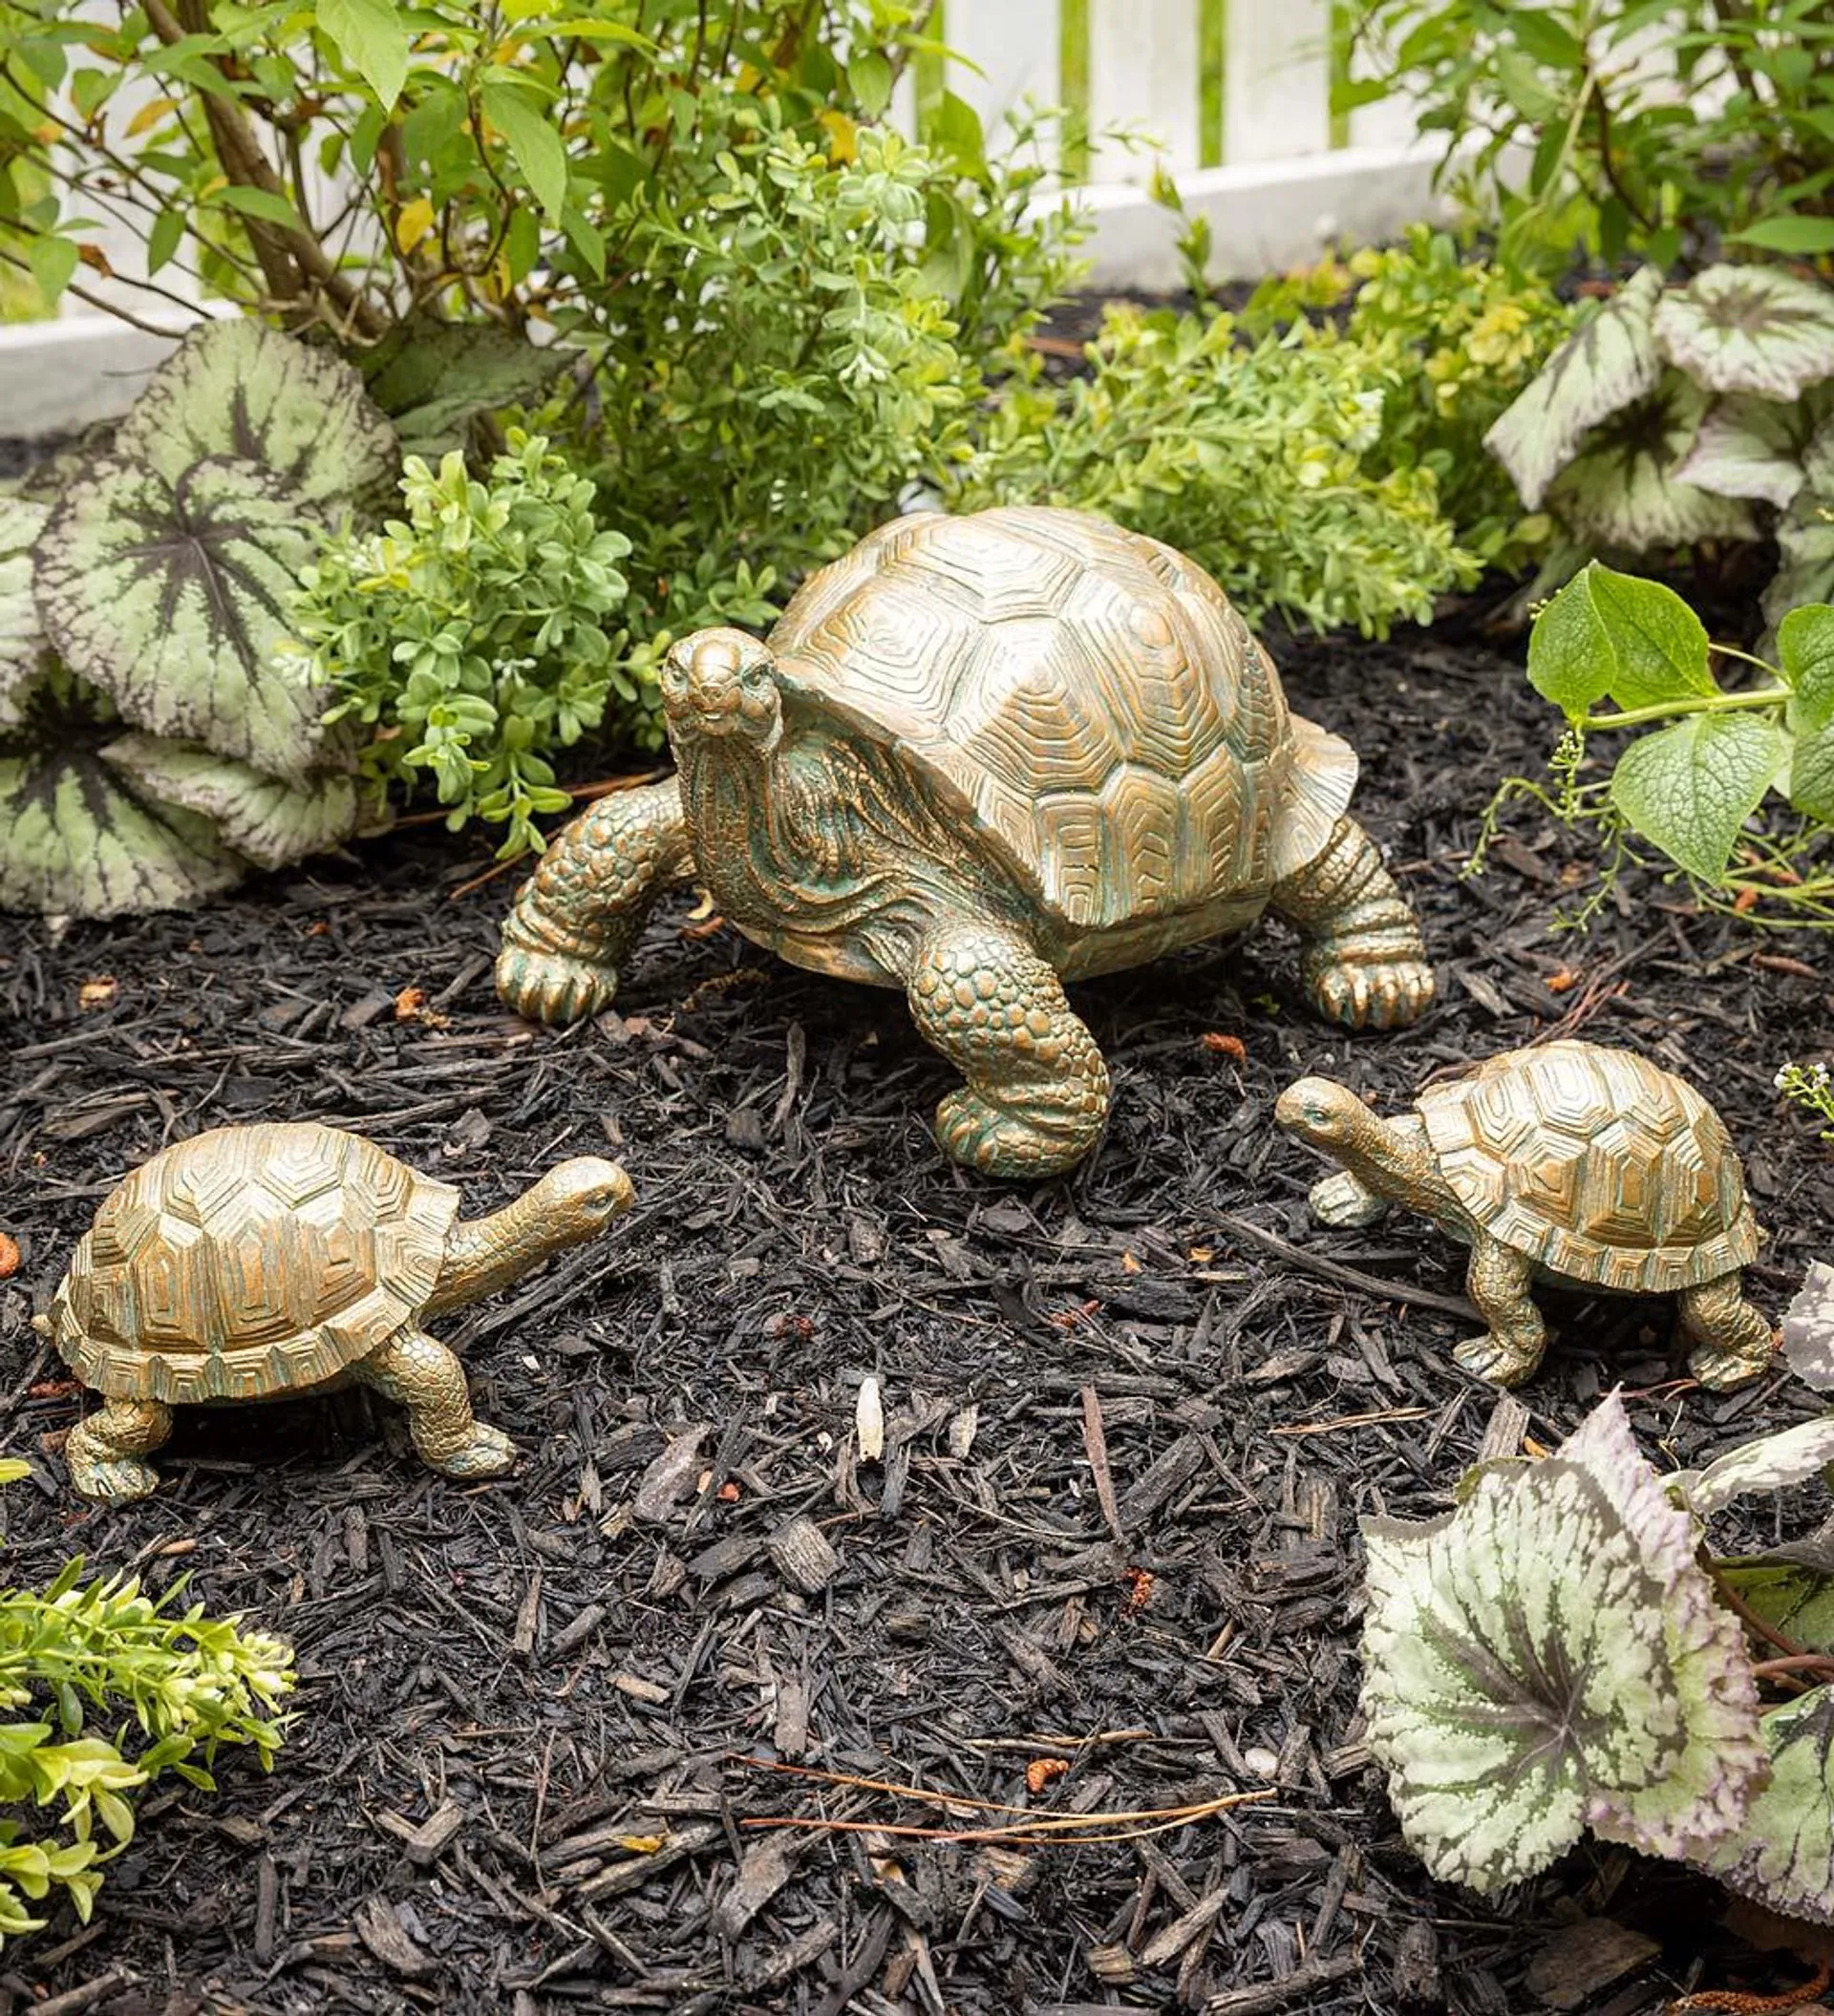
<box><xmin>2</xmin><ymin>612</ymin><xmax>1831</xmax><ymax>2016</ymax></box>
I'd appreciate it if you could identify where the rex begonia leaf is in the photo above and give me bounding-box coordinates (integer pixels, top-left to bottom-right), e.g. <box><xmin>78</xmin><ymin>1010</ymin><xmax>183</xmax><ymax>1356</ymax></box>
<box><xmin>1674</xmin><ymin>393</ymin><xmax>1822</xmax><ymax>509</ymax></box>
<box><xmin>0</xmin><ymin>671</ymin><xmax>245</xmax><ymax>918</ymax></box>
<box><xmin>1608</xmin><ymin>711</ymin><xmax>1789</xmax><ymax>881</ymax></box>
<box><xmin>35</xmin><ymin>455</ymin><xmax>331</xmax><ymax>781</ymax></box>
<box><xmin>1698</xmin><ymin>1690</ymin><xmax>1834</xmax><ymax>1927</ymax></box>
<box><xmin>113</xmin><ymin>320</ymin><xmax>396</xmax><ymax>509</ymax></box>
<box><xmin>1680</xmin><ymin>1416</ymin><xmax>1834</xmax><ymax>1517</ymax></box>
<box><xmin>357</xmin><ymin>318</ymin><xmax>571</xmax><ymax>460</ymax></box>
<box><xmin>1486</xmin><ymin>265</ymin><xmax>1664</xmax><ymax>510</ymax></box>
<box><xmin>1546</xmin><ymin>373</ymin><xmax>1759</xmax><ymax>551</ymax></box>
<box><xmin>0</xmin><ymin>497</ymin><xmax>52</xmax><ymax>731</ymax></box>
<box><xmin>1655</xmin><ymin>265</ymin><xmax>1834</xmax><ymax>402</ymax></box>
<box><xmin>1784</xmin><ymin>1263</ymin><xmax>1834</xmax><ymax>1392</ymax></box>
<box><xmin>102</xmin><ymin>733</ymin><xmax>359</xmax><ymax>870</ymax></box>
<box><xmin>1359</xmin><ymin>1393</ymin><xmax>1763</xmax><ymax>1897</ymax></box>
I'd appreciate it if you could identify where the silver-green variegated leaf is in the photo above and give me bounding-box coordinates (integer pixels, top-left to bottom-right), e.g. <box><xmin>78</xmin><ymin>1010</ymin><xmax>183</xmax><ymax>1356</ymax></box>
<box><xmin>114</xmin><ymin>321</ymin><xmax>396</xmax><ymax>509</ymax></box>
<box><xmin>0</xmin><ymin>672</ymin><xmax>245</xmax><ymax>918</ymax></box>
<box><xmin>1673</xmin><ymin>393</ymin><xmax>1822</xmax><ymax>510</ymax></box>
<box><xmin>1360</xmin><ymin>1393</ymin><xmax>1763</xmax><ymax>1896</ymax></box>
<box><xmin>36</xmin><ymin>455</ymin><xmax>331</xmax><ymax>781</ymax></box>
<box><xmin>1655</xmin><ymin>265</ymin><xmax>1834</xmax><ymax>403</ymax></box>
<box><xmin>1698</xmin><ymin>1690</ymin><xmax>1834</xmax><ymax>1927</ymax></box>
<box><xmin>1679</xmin><ymin>1415</ymin><xmax>1834</xmax><ymax>1517</ymax></box>
<box><xmin>102</xmin><ymin>733</ymin><xmax>360</xmax><ymax>870</ymax></box>
<box><xmin>1785</xmin><ymin>1263</ymin><xmax>1834</xmax><ymax>1392</ymax></box>
<box><xmin>1546</xmin><ymin>374</ymin><xmax>1759</xmax><ymax>550</ymax></box>
<box><xmin>0</xmin><ymin>496</ymin><xmax>52</xmax><ymax>730</ymax></box>
<box><xmin>1486</xmin><ymin>265</ymin><xmax>1665</xmax><ymax>510</ymax></box>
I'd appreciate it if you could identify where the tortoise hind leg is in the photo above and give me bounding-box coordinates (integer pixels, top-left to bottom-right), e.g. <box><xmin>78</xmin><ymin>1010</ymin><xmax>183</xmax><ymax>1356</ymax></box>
<box><xmin>65</xmin><ymin>1396</ymin><xmax>173</xmax><ymax>1505</ymax></box>
<box><xmin>1456</xmin><ymin>1238</ymin><xmax>1547</xmax><ymax>1387</ymax></box>
<box><xmin>1678</xmin><ymin>1274</ymin><xmax>1775</xmax><ymax>1390</ymax></box>
<box><xmin>1269</xmin><ymin>816</ymin><xmax>1435</xmax><ymax>1031</ymax></box>
<box><xmin>355</xmin><ymin>1329</ymin><xmax>517</xmax><ymax>1479</ymax></box>
<box><xmin>906</xmin><ymin>918</ymin><xmax>1110</xmax><ymax>1178</ymax></box>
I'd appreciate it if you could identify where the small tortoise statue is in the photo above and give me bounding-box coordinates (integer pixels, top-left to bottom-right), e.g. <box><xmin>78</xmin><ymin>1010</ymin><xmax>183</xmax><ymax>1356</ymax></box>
<box><xmin>1275</xmin><ymin>1040</ymin><xmax>1773</xmax><ymax>1390</ymax></box>
<box><xmin>497</xmin><ymin>506</ymin><xmax>1434</xmax><ymax>1177</ymax></box>
<box><xmin>34</xmin><ymin>1122</ymin><xmax>634</xmax><ymax>1503</ymax></box>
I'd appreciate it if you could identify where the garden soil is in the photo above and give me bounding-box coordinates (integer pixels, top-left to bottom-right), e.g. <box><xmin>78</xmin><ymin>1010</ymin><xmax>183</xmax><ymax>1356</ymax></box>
<box><xmin>2</xmin><ymin>616</ymin><xmax>1832</xmax><ymax>2016</ymax></box>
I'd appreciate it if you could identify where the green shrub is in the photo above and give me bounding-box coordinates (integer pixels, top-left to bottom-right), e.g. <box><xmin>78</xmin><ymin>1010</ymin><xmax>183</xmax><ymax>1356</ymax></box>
<box><xmin>0</xmin><ymin>1462</ymin><xmax>294</xmax><ymax>1942</ymax></box>
<box><xmin>285</xmin><ymin>432</ymin><xmax>637</xmax><ymax>859</ymax></box>
<box><xmin>948</xmin><ymin>301</ymin><xmax>1482</xmax><ymax>639</ymax></box>
<box><xmin>1344</xmin><ymin>1</ymin><xmax>1834</xmax><ymax>271</ymax></box>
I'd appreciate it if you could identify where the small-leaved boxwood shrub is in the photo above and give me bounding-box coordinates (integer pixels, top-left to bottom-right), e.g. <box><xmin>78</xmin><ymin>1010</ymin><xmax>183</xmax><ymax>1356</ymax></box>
<box><xmin>1475</xmin><ymin>562</ymin><xmax>1834</xmax><ymax>927</ymax></box>
<box><xmin>1362</xmin><ymin>1363</ymin><xmax>1834</xmax><ymax>1921</ymax></box>
<box><xmin>284</xmin><ymin>433</ymin><xmax>637</xmax><ymax>860</ymax></box>
<box><xmin>0</xmin><ymin>1459</ymin><xmax>294</xmax><ymax>1942</ymax></box>
<box><xmin>1</xmin><ymin>321</ymin><xmax>398</xmax><ymax>917</ymax></box>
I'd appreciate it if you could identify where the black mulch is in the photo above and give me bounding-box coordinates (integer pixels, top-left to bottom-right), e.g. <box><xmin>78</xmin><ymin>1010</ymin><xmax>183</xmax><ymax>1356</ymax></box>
<box><xmin>2</xmin><ymin>619</ymin><xmax>1832</xmax><ymax>2016</ymax></box>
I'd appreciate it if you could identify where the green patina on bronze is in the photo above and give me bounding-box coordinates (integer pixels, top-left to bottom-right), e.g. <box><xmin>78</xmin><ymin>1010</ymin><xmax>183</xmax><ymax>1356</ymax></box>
<box><xmin>498</xmin><ymin>506</ymin><xmax>1436</xmax><ymax>1178</ymax></box>
<box><xmin>1277</xmin><ymin>1039</ymin><xmax>1773</xmax><ymax>1390</ymax></box>
<box><xmin>36</xmin><ymin>1122</ymin><xmax>635</xmax><ymax>1504</ymax></box>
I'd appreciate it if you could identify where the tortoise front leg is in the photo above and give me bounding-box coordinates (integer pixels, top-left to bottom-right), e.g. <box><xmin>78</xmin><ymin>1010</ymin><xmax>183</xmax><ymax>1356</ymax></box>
<box><xmin>1269</xmin><ymin>816</ymin><xmax>1435</xmax><ymax>1031</ymax></box>
<box><xmin>906</xmin><ymin>918</ymin><xmax>1110</xmax><ymax>1178</ymax></box>
<box><xmin>355</xmin><ymin>1329</ymin><xmax>516</xmax><ymax>1479</ymax></box>
<box><xmin>1678</xmin><ymin>1273</ymin><xmax>1774</xmax><ymax>1390</ymax></box>
<box><xmin>1456</xmin><ymin>1237</ymin><xmax>1547</xmax><ymax>1387</ymax></box>
<box><xmin>497</xmin><ymin>778</ymin><xmax>694</xmax><ymax>1026</ymax></box>
<box><xmin>65</xmin><ymin>1395</ymin><xmax>174</xmax><ymax>1505</ymax></box>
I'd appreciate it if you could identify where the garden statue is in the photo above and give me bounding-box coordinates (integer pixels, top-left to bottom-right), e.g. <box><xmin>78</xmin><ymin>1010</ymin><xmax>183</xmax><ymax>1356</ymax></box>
<box><xmin>35</xmin><ymin>1122</ymin><xmax>635</xmax><ymax>1503</ymax></box>
<box><xmin>497</xmin><ymin>505</ymin><xmax>1435</xmax><ymax>1177</ymax></box>
<box><xmin>1275</xmin><ymin>1040</ymin><xmax>1773</xmax><ymax>1390</ymax></box>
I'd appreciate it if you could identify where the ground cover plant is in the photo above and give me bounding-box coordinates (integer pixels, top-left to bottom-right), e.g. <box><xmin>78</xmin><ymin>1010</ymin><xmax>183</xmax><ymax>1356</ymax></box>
<box><xmin>2</xmin><ymin>614</ymin><xmax>1832</xmax><ymax>2010</ymax></box>
<box><xmin>1477</xmin><ymin>562</ymin><xmax>1834</xmax><ymax>927</ymax></box>
<box><xmin>1344</xmin><ymin>0</ymin><xmax>1834</xmax><ymax>270</ymax></box>
<box><xmin>0</xmin><ymin>1461</ymin><xmax>294</xmax><ymax>1942</ymax></box>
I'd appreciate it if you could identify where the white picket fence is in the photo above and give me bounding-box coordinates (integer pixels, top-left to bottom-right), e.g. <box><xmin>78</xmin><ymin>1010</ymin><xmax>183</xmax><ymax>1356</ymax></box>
<box><xmin>0</xmin><ymin>1</ymin><xmax>1449</xmax><ymax>434</ymax></box>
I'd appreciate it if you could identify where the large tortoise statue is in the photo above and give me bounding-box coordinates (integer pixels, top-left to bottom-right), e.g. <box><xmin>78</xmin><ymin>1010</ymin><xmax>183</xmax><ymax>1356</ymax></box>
<box><xmin>1275</xmin><ymin>1040</ymin><xmax>1773</xmax><ymax>1390</ymax></box>
<box><xmin>498</xmin><ymin>505</ymin><xmax>1435</xmax><ymax>1177</ymax></box>
<box><xmin>35</xmin><ymin>1122</ymin><xmax>634</xmax><ymax>1503</ymax></box>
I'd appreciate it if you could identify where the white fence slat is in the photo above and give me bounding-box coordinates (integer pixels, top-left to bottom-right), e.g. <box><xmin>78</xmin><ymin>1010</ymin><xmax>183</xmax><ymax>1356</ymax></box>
<box><xmin>1224</xmin><ymin>0</ymin><xmax>1330</xmax><ymax>163</ymax></box>
<box><xmin>943</xmin><ymin>2</ymin><xmax>1060</xmax><ymax>145</ymax></box>
<box><xmin>1086</xmin><ymin>0</ymin><xmax>1202</xmax><ymax>181</ymax></box>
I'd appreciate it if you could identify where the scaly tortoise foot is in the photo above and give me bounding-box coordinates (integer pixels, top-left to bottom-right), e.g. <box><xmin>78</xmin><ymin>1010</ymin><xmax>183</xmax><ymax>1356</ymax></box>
<box><xmin>425</xmin><ymin>1423</ymin><xmax>519</xmax><ymax>1479</ymax></box>
<box><xmin>495</xmin><ymin>944</ymin><xmax>620</xmax><ymax>1027</ymax></box>
<box><xmin>1302</xmin><ymin>951</ymin><xmax>1437</xmax><ymax>1032</ymax></box>
<box><xmin>934</xmin><ymin>1090</ymin><xmax>1099</xmax><ymax>1179</ymax></box>
<box><xmin>1453</xmin><ymin>1331</ymin><xmax>1544</xmax><ymax>1388</ymax></box>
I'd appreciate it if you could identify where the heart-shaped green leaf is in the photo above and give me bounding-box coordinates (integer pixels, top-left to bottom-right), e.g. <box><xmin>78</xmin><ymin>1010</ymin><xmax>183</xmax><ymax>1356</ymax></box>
<box><xmin>1528</xmin><ymin>561</ymin><xmax>1715</xmax><ymax>718</ymax></box>
<box><xmin>1609</xmin><ymin>711</ymin><xmax>1787</xmax><ymax>879</ymax></box>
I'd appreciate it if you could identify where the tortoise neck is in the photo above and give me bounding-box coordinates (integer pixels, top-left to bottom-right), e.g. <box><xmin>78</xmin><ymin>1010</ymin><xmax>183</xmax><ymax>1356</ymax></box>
<box><xmin>427</xmin><ymin>1193</ymin><xmax>567</xmax><ymax>1317</ymax></box>
<box><xmin>1330</xmin><ymin>1108</ymin><xmax>1453</xmax><ymax>1220</ymax></box>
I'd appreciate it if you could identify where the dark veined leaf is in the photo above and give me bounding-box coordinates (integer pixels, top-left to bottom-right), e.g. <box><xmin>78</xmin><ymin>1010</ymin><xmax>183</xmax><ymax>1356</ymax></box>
<box><xmin>316</xmin><ymin>0</ymin><xmax>409</xmax><ymax>110</ymax></box>
<box><xmin>0</xmin><ymin>670</ymin><xmax>245</xmax><ymax>918</ymax></box>
<box><xmin>1713</xmin><ymin>1561</ymin><xmax>1834</xmax><ymax>1655</ymax></box>
<box><xmin>1697</xmin><ymin>1690</ymin><xmax>1834</xmax><ymax>1927</ymax></box>
<box><xmin>1784</xmin><ymin>1263</ymin><xmax>1834</xmax><ymax>1392</ymax></box>
<box><xmin>1485</xmin><ymin>265</ymin><xmax>1664</xmax><ymax>509</ymax></box>
<box><xmin>1674</xmin><ymin>393</ymin><xmax>1823</xmax><ymax>510</ymax></box>
<box><xmin>102</xmin><ymin>734</ymin><xmax>360</xmax><ymax>870</ymax></box>
<box><xmin>1608</xmin><ymin>711</ymin><xmax>1789</xmax><ymax>881</ymax></box>
<box><xmin>112</xmin><ymin>321</ymin><xmax>396</xmax><ymax>509</ymax></box>
<box><xmin>480</xmin><ymin>80</ymin><xmax>567</xmax><ymax>223</ymax></box>
<box><xmin>356</xmin><ymin>319</ymin><xmax>572</xmax><ymax>459</ymax></box>
<box><xmin>1527</xmin><ymin>561</ymin><xmax>1715</xmax><ymax>719</ymax></box>
<box><xmin>1655</xmin><ymin>265</ymin><xmax>1834</xmax><ymax>403</ymax></box>
<box><xmin>0</xmin><ymin>497</ymin><xmax>52</xmax><ymax>730</ymax></box>
<box><xmin>1546</xmin><ymin>373</ymin><xmax>1759</xmax><ymax>550</ymax></box>
<box><xmin>1359</xmin><ymin>1393</ymin><xmax>1763</xmax><ymax>1896</ymax></box>
<box><xmin>36</xmin><ymin>455</ymin><xmax>331</xmax><ymax>781</ymax></box>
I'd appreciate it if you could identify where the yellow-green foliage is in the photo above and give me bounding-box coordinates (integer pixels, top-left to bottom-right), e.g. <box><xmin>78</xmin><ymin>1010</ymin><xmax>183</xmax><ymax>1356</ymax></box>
<box><xmin>0</xmin><ymin>1463</ymin><xmax>294</xmax><ymax>1942</ymax></box>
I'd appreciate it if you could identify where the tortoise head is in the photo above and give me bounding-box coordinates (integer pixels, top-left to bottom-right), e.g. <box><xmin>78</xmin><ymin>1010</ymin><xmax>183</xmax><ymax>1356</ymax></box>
<box><xmin>1273</xmin><ymin>1075</ymin><xmax>1372</xmax><ymax>1150</ymax></box>
<box><xmin>528</xmin><ymin>1157</ymin><xmax>636</xmax><ymax>1247</ymax></box>
<box><xmin>660</xmin><ymin>628</ymin><xmax>783</xmax><ymax>757</ymax></box>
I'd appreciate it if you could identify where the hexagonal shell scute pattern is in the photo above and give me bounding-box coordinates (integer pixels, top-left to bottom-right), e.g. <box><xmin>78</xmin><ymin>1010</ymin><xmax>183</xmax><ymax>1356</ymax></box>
<box><xmin>45</xmin><ymin>1122</ymin><xmax>461</xmax><ymax>1404</ymax></box>
<box><xmin>770</xmin><ymin>507</ymin><xmax>1356</xmax><ymax>937</ymax></box>
<box><xmin>1418</xmin><ymin>1041</ymin><xmax>1762</xmax><ymax>1292</ymax></box>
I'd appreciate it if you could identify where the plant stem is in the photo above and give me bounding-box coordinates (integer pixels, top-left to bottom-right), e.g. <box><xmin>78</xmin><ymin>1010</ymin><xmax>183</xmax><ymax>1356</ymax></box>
<box><xmin>1585</xmin><ymin>686</ymin><xmax>1789</xmax><ymax>732</ymax></box>
<box><xmin>1751</xmin><ymin>1652</ymin><xmax>1834</xmax><ymax>1682</ymax></box>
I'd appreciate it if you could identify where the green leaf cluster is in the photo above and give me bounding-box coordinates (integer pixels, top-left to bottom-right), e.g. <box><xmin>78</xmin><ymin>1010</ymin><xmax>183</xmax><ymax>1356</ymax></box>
<box><xmin>2</xmin><ymin>323</ymin><xmax>395</xmax><ymax>918</ymax></box>
<box><xmin>1501</xmin><ymin>562</ymin><xmax>1834</xmax><ymax>921</ymax></box>
<box><xmin>946</xmin><ymin>300</ymin><xmax>1484</xmax><ymax>640</ymax></box>
<box><xmin>1343</xmin><ymin>1</ymin><xmax>1834</xmax><ymax>273</ymax></box>
<box><xmin>284</xmin><ymin>432</ymin><xmax>635</xmax><ymax>859</ymax></box>
<box><xmin>0</xmin><ymin>1463</ymin><xmax>294</xmax><ymax>1943</ymax></box>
